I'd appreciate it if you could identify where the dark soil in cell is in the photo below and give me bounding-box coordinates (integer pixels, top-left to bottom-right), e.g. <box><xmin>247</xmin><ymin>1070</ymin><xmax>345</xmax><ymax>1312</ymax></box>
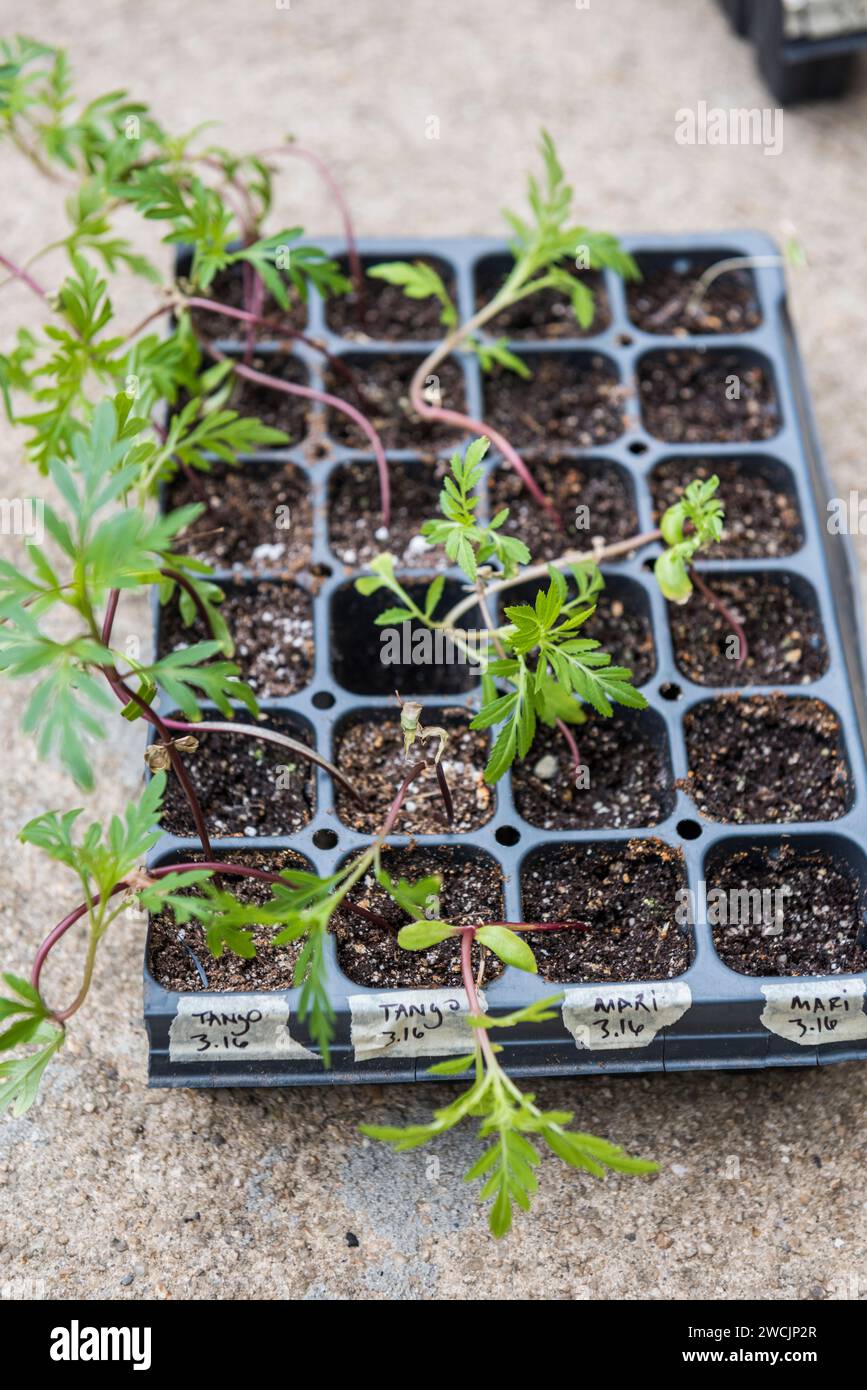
<box><xmin>328</xmin><ymin>459</ymin><xmax>447</xmax><ymax>569</ymax></box>
<box><xmin>229</xmin><ymin>353</ymin><xmax>311</xmax><ymax>440</ymax></box>
<box><xmin>487</xmin><ymin>458</ymin><xmax>638</xmax><ymax>563</ymax></box>
<box><xmin>324</xmin><ymin>354</ymin><xmax>467</xmax><ymax>452</ymax></box>
<box><xmin>166</xmin><ymin>461</ymin><xmax>313</xmax><ymax>574</ymax></box>
<box><xmin>159</xmin><ymin>582</ymin><xmax>313</xmax><ymax>698</ymax></box>
<box><xmin>482</xmin><ymin>354</ymin><xmax>624</xmax><ymax>451</ymax></box>
<box><xmin>708</xmin><ymin>843</ymin><xmax>867</xmax><ymax>978</ymax></box>
<box><xmin>521</xmin><ymin>839</ymin><xmax>690</xmax><ymax>983</ymax></box>
<box><xmin>669</xmin><ymin>574</ymin><xmax>826</xmax><ymax>686</ymax></box>
<box><xmin>331</xmin><ymin>580</ymin><xmax>481</xmax><ymax>696</ymax></box>
<box><xmin>148</xmin><ymin>849</ymin><xmax>312</xmax><ymax>992</ymax></box>
<box><xmin>590</xmin><ymin>587</ymin><xmax>656</xmax><ymax>685</ymax></box>
<box><xmin>160</xmin><ymin>714</ymin><xmax>315</xmax><ymax>838</ymax></box>
<box><xmin>326</xmin><ymin>256</ymin><xmax>458</xmax><ymax>340</ymax></box>
<box><xmin>639</xmin><ymin>351</ymin><xmax>779</xmax><ymax>442</ymax></box>
<box><xmin>650</xmin><ymin>456</ymin><xmax>802</xmax><ymax>559</ymax></box>
<box><xmin>333</xmin><ymin>845</ymin><xmax>505</xmax><ymax>989</ymax></box>
<box><xmin>511</xmin><ymin>712</ymin><xmax>672</xmax><ymax>830</ymax></box>
<box><xmin>627</xmin><ymin>265</ymin><xmax>760</xmax><ymax>336</ymax></box>
<box><xmin>684</xmin><ymin>695</ymin><xmax>850</xmax><ymax>823</ymax></box>
<box><xmin>474</xmin><ymin>258</ymin><xmax>610</xmax><ymax>338</ymax></box>
<box><xmin>187</xmin><ymin>266</ymin><xmax>307</xmax><ymax>343</ymax></box>
<box><xmin>333</xmin><ymin>709</ymin><xmax>493</xmax><ymax>835</ymax></box>
<box><xmin>501</xmin><ymin>579</ymin><xmax>655</xmax><ymax>686</ymax></box>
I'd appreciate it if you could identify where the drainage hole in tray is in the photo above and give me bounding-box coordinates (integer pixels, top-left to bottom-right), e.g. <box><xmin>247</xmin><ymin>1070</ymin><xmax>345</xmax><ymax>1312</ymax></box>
<box><xmin>660</xmin><ymin>682</ymin><xmax>682</xmax><ymax>701</ymax></box>
<box><xmin>312</xmin><ymin>691</ymin><xmax>336</xmax><ymax>709</ymax></box>
<box><xmin>313</xmin><ymin>829</ymin><xmax>339</xmax><ymax>850</ymax></box>
<box><xmin>677</xmin><ymin>819</ymin><xmax>702</xmax><ymax>840</ymax></box>
<box><xmin>495</xmin><ymin>825</ymin><xmax>521</xmax><ymax>846</ymax></box>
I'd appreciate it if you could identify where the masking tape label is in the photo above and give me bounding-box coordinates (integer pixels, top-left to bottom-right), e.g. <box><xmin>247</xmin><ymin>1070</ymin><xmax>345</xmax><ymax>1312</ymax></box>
<box><xmin>562</xmin><ymin>981</ymin><xmax>692</xmax><ymax>1051</ymax></box>
<box><xmin>349</xmin><ymin>988</ymin><xmax>484</xmax><ymax>1062</ymax></box>
<box><xmin>169</xmin><ymin>993</ymin><xmax>316</xmax><ymax>1062</ymax></box>
<box><xmin>760</xmin><ymin>978</ymin><xmax>867</xmax><ymax>1046</ymax></box>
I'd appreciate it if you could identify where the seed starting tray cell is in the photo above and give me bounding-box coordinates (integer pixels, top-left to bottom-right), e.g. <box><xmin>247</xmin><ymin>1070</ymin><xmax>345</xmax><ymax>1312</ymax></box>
<box><xmin>145</xmin><ymin>234</ymin><xmax>867</xmax><ymax>1088</ymax></box>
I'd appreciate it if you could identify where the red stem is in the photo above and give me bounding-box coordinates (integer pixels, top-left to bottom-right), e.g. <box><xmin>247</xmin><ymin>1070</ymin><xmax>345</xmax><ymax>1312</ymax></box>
<box><xmin>182</xmin><ymin>296</ymin><xmax>366</xmax><ymax>399</ymax></box>
<box><xmin>380</xmin><ymin>762</ymin><xmax>428</xmax><ymax>838</ymax></box>
<box><xmin>410</xmin><ymin>391</ymin><xmax>559</xmax><ymax>526</ymax></box>
<box><xmin>689</xmin><ymin>566</ymin><xmax>749</xmax><ymax>669</ymax></box>
<box><xmin>124</xmin><ymin>296</ymin><xmax>374</xmax><ymax>414</ymax></box>
<box><xmin>459</xmin><ymin>926</ymin><xmax>498</xmax><ymax>1066</ymax></box>
<box><xmin>31</xmin><ymin>900</ymin><xmax>95</xmax><ymax>997</ymax></box>
<box><xmin>100</xmin><ymin>590</ymin><xmax>216</xmax><ymax>861</ymax></box>
<box><xmin>31</xmin><ymin>860</ymin><xmax>303</xmax><ymax>1002</ymax></box>
<box><xmin>110</xmin><ymin>669</ymin><xmax>216</xmax><ymax>859</ymax></box>
<box><xmin>480</xmin><ymin>920</ymin><xmax>590</xmax><ymax>933</ymax></box>
<box><xmin>460</xmin><ymin>927</ymin><xmax>485</xmax><ymax>1015</ymax></box>
<box><xmin>456</xmin><ymin>915</ymin><xmax>589</xmax><ymax>1066</ymax></box>
<box><xmin>0</xmin><ymin>252</ymin><xmax>48</xmax><ymax>301</ymax></box>
<box><xmin>241</xmin><ymin>260</ymin><xmax>265</xmax><ymax>365</ymax></box>
<box><xmin>434</xmin><ymin>762</ymin><xmax>454</xmax><ymax>826</ymax></box>
<box><xmin>255</xmin><ymin>143</ymin><xmax>364</xmax><ymax>307</ymax></box>
<box><xmin>342</xmin><ymin>901</ymin><xmax>396</xmax><ymax>930</ymax></box>
<box><xmin>101</xmin><ymin>588</ymin><xmax>120</xmax><ymax>645</ymax></box>
<box><xmin>122</xmin><ymin>300</ymin><xmax>175</xmax><ymax>342</ymax></box>
<box><xmin>208</xmin><ymin>344</ymin><xmax>390</xmax><ymax>528</ymax></box>
<box><xmin>160</xmin><ymin>567</ymin><xmax>217</xmax><ymax>639</ymax></box>
<box><xmin>159</xmin><ymin>715</ymin><xmax>364</xmax><ymax>805</ymax></box>
<box><xmin>555</xmin><ymin>718</ymin><xmax>582</xmax><ymax>779</ymax></box>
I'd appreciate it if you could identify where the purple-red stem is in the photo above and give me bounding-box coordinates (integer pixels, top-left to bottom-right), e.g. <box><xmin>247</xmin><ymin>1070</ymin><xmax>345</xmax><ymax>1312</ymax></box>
<box><xmin>181</xmin><ymin>295</ymin><xmax>369</xmax><ymax>405</ymax></box>
<box><xmin>555</xmin><ymin>718</ymin><xmax>582</xmax><ymax>779</ymax></box>
<box><xmin>159</xmin><ymin>568</ymin><xmax>217</xmax><ymax>639</ymax></box>
<box><xmin>31</xmin><ymin>861</ymin><xmax>296</xmax><ymax>1003</ymax></box>
<box><xmin>0</xmin><ymin>253</ymin><xmax>48</xmax><ymax>301</ymax></box>
<box><xmin>380</xmin><ymin>762</ymin><xmax>428</xmax><ymax>838</ymax></box>
<box><xmin>241</xmin><ymin>259</ymin><xmax>265</xmax><ymax>365</ymax></box>
<box><xmin>434</xmin><ymin>762</ymin><xmax>454</xmax><ymax>826</ymax></box>
<box><xmin>159</xmin><ymin>715</ymin><xmax>364</xmax><ymax>805</ymax></box>
<box><xmin>478</xmin><ymin>920</ymin><xmax>590</xmax><ymax>934</ymax></box>
<box><xmin>689</xmin><ymin>566</ymin><xmax>748</xmax><ymax>669</ymax></box>
<box><xmin>459</xmin><ymin>926</ymin><xmax>497</xmax><ymax>1065</ymax></box>
<box><xmin>255</xmin><ymin>143</ymin><xmax>364</xmax><ymax>310</ymax></box>
<box><xmin>101</xmin><ymin>590</ymin><xmax>216</xmax><ymax>861</ymax></box>
<box><xmin>208</xmin><ymin>344</ymin><xmax>391</xmax><ymax>528</ymax></box>
<box><xmin>182</xmin><ymin>294</ymin><xmax>372</xmax><ymax>412</ymax></box>
<box><xmin>410</xmin><ymin>390</ymin><xmax>559</xmax><ymax>526</ymax></box>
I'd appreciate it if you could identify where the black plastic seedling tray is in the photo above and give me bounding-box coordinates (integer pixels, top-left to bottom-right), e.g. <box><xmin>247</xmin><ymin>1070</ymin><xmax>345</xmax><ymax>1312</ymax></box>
<box><xmin>718</xmin><ymin>0</ymin><xmax>867</xmax><ymax>103</ymax></box>
<box><xmin>144</xmin><ymin>232</ymin><xmax>867</xmax><ymax>1089</ymax></box>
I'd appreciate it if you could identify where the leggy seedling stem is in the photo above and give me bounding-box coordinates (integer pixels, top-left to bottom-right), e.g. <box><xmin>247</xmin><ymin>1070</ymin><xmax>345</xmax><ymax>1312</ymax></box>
<box><xmin>160</xmin><ymin>716</ymin><xmax>364</xmax><ymax>804</ymax></box>
<box><xmin>254</xmin><ymin>142</ymin><xmax>364</xmax><ymax>307</ymax></box>
<box><xmin>179</xmin><ymin>296</ymin><xmax>372</xmax><ymax>409</ymax></box>
<box><xmin>102</xmin><ymin>587</ymin><xmax>363</xmax><ymax>806</ymax></box>
<box><xmin>440</xmin><ymin>527</ymin><xmax>664</xmax><ymax>630</ymax></box>
<box><xmin>31</xmin><ymin>861</ymin><xmax>297</xmax><ymax>1007</ymax></box>
<box><xmin>30</xmin><ymin>752</ymin><xmax>442</xmax><ymax>1020</ymax></box>
<box><xmin>0</xmin><ymin>251</ymin><xmax>49</xmax><ymax>300</ymax></box>
<box><xmin>684</xmin><ymin>254</ymin><xmax>786</xmax><ymax>320</ymax></box>
<box><xmin>100</xmin><ymin>589</ymin><xmax>217</xmax><ymax>862</ymax></box>
<box><xmin>206</xmin><ymin>344</ymin><xmax>391</xmax><ymax>529</ymax></box>
<box><xmin>409</xmin><ymin>351</ymin><xmax>557</xmax><ymax>523</ymax></box>
<box><xmin>688</xmin><ymin>565</ymin><xmax>748</xmax><ymax>669</ymax></box>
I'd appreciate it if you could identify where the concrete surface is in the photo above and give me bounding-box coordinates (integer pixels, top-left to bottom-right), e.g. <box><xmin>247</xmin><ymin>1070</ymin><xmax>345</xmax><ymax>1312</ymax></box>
<box><xmin>0</xmin><ymin>0</ymin><xmax>866</xmax><ymax>1301</ymax></box>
